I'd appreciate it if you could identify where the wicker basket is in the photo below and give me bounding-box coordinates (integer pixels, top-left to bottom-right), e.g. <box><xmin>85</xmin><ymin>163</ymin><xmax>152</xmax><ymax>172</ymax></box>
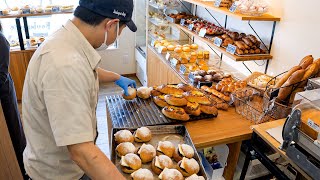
<box><xmin>262</xmin><ymin>91</ymin><xmax>292</xmax><ymax>122</ymax></box>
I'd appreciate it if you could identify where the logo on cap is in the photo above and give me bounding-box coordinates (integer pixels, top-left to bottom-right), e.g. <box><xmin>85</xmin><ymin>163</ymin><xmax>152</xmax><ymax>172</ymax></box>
<box><xmin>113</xmin><ymin>9</ymin><xmax>126</xmax><ymax>17</ymax></box>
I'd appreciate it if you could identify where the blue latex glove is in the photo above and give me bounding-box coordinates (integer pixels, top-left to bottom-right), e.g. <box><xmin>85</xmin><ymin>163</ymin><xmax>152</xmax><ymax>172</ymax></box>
<box><xmin>115</xmin><ymin>76</ymin><xmax>137</xmax><ymax>96</ymax></box>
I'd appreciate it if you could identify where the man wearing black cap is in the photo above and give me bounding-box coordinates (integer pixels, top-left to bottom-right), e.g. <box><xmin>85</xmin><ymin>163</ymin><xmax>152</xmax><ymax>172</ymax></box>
<box><xmin>22</xmin><ymin>0</ymin><xmax>137</xmax><ymax>179</ymax></box>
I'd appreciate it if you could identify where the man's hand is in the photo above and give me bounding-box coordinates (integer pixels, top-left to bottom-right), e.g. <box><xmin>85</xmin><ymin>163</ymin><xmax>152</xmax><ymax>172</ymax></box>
<box><xmin>67</xmin><ymin>142</ymin><xmax>125</xmax><ymax>180</ymax></box>
<box><xmin>115</xmin><ymin>76</ymin><xmax>137</xmax><ymax>96</ymax></box>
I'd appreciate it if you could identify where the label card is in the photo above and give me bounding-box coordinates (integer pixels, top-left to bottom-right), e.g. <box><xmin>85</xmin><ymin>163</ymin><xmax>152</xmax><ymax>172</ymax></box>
<box><xmin>22</xmin><ymin>9</ymin><xmax>31</xmax><ymax>14</ymax></box>
<box><xmin>188</xmin><ymin>73</ymin><xmax>195</xmax><ymax>80</ymax></box>
<box><xmin>214</xmin><ymin>37</ymin><xmax>223</xmax><ymax>47</ymax></box>
<box><xmin>52</xmin><ymin>7</ymin><xmax>60</xmax><ymax>12</ymax></box>
<box><xmin>166</xmin><ymin>52</ymin><xmax>170</xmax><ymax>60</ymax></box>
<box><xmin>226</xmin><ymin>44</ymin><xmax>237</xmax><ymax>54</ymax></box>
<box><xmin>188</xmin><ymin>24</ymin><xmax>194</xmax><ymax>31</ymax></box>
<box><xmin>180</xmin><ymin>65</ymin><xmax>187</xmax><ymax>74</ymax></box>
<box><xmin>199</xmin><ymin>28</ymin><xmax>207</xmax><ymax>38</ymax></box>
<box><xmin>307</xmin><ymin>119</ymin><xmax>320</xmax><ymax>132</ymax></box>
<box><xmin>151</xmin><ymin>40</ymin><xmax>155</xmax><ymax>47</ymax></box>
<box><xmin>214</xmin><ymin>0</ymin><xmax>222</xmax><ymax>7</ymax></box>
<box><xmin>157</xmin><ymin>46</ymin><xmax>164</xmax><ymax>54</ymax></box>
<box><xmin>229</xmin><ymin>3</ymin><xmax>238</xmax><ymax>13</ymax></box>
<box><xmin>180</xmin><ymin>19</ymin><xmax>185</xmax><ymax>26</ymax></box>
<box><xmin>170</xmin><ymin>58</ymin><xmax>178</xmax><ymax>67</ymax></box>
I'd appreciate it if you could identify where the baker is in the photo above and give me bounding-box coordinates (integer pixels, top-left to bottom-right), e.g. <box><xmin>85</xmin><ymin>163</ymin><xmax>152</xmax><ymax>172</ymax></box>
<box><xmin>22</xmin><ymin>0</ymin><xmax>137</xmax><ymax>179</ymax></box>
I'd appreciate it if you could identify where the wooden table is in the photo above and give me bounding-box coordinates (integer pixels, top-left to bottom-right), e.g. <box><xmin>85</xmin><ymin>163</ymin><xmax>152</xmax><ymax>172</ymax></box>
<box><xmin>240</xmin><ymin>119</ymin><xmax>312</xmax><ymax>180</ymax></box>
<box><xmin>106</xmin><ymin>104</ymin><xmax>252</xmax><ymax>180</ymax></box>
<box><xmin>184</xmin><ymin>108</ymin><xmax>252</xmax><ymax>180</ymax></box>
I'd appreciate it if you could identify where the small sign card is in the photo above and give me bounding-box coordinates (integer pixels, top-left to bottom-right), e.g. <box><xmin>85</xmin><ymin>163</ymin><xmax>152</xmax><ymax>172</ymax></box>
<box><xmin>151</xmin><ymin>40</ymin><xmax>155</xmax><ymax>47</ymax></box>
<box><xmin>157</xmin><ymin>46</ymin><xmax>164</xmax><ymax>54</ymax></box>
<box><xmin>188</xmin><ymin>24</ymin><xmax>194</xmax><ymax>31</ymax></box>
<box><xmin>180</xmin><ymin>65</ymin><xmax>187</xmax><ymax>74</ymax></box>
<box><xmin>22</xmin><ymin>9</ymin><xmax>31</xmax><ymax>14</ymax></box>
<box><xmin>214</xmin><ymin>0</ymin><xmax>222</xmax><ymax>7</ymax></box>
<box><xmin>199</xmin><ymin>28</ymin><xmax>207</xmax><ymax>38</ymax></box>
<box><xmin>170</xmin><ymin>58</ymin><xmax>178</xmax><ymax>67</ymax></box>
<box><xmin>214</xmin><ymin>37</ymin><xmax>223</xmax><ymax>47</ymax></box>
<box><xmin>166</xmin><ymin>52</ymin><xmax>171</xmax><ymax>60</ymax></box>
<box><xmin>52</xmin><ymin>7</ymin><xmax>60</xmax><ymax>12</ymax></box>
<box><xmin>226</xmin><ymin>44</ymin><xmax>237</xmax><ymax>54</ymax></box>
<box><xmin>180</xmin><ymin>19</ymin><xmax>185</xmax><ymax>26</ymax></box>
<box><xmin>229</xmin><ymin>3</ymin><xmax>238</xmax><ymax>13</ymax></box>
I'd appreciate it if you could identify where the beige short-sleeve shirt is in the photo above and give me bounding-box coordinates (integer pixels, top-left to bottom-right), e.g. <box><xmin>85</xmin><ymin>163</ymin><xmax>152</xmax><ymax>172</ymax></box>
<box><xmin>22</xmin><ymin>20</ymin><xmax>101</xmax><ymax>180</ymax></box>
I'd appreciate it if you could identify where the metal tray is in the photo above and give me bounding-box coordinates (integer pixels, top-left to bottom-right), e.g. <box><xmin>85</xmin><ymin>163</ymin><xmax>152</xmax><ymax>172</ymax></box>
<box><xmin>106</xmin><ymin>94</ymin><xmax>216</xmax><ymax>128</ymax></box>
<box><xmin>111</xmin><ymin>125</ymin><xmax>208</xmax><ymax>180</ymax></box>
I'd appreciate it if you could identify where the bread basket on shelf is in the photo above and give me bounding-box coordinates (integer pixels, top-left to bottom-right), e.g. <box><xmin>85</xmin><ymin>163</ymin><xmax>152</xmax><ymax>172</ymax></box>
<box><xmin>244</xmin><ymin>72</ymin><xmax>276</xmax><ymax>95</ymax></box>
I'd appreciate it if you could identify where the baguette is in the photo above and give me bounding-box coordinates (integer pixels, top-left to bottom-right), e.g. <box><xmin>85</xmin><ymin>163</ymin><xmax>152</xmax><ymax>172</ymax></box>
<box><xmin>274</xmin><ymin>66</ymin><xmax>301</xmax><ymax>88</ymax></box>
<box><xmin>201</xmin><ymin>86</ymin><xmax>231</xmax><ymax>102</ymax></box>
<box><xmin>277</xmin><ymin>69</ymin><xmax>306</xmax><ymax>101</ymax></box>
<box><xmin>299</xmin><ymin>55</ymin><xmax>313</xmax><ymax>69</ymax></box>
<box><xmin>298</xmin><ymin>62</ymin><xmax>320</xmax><ymax>87</ymax></box>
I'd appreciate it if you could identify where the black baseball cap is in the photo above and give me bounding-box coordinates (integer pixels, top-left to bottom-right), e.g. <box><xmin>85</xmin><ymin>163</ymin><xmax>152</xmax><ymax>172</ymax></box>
<box><xmin>79</xmin><ymin>0</ymin><xmax>137</xmax><ymax>32</ymax></box>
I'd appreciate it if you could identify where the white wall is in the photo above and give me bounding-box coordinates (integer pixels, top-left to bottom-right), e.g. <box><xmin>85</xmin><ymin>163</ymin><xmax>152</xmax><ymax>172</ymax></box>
<box><xmin>194</xmin><ymin>0</ymin><xmax>320</xmax><ymax>77</ymax></box>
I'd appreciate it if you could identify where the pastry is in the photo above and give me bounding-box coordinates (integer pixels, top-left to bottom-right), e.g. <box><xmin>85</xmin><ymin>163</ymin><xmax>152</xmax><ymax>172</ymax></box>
<box><xmin>151</xmin><ymin>155</ymin><xmax>173</xmax><ymax>175</ymax></box>
<box><xmin>116</xmin><ymin>142</ymin><xmax>136</xmax><ymax>157</ymax></box>
<box><xmin>153</xmin><ymin>95</ymin><xmax>169</xmax><ymax>108</ymax></box>
<box><xmin>162</xmin><ymin>106</ymin><xmax>190</xmax><ymax>121</ymax></box>
<box><xmin>173</xmin><ymin>144</ymin><xmax>195</xmax><ymax>162</ymax></box>
<box><xmin>201</xmin><ymin>86</ymin><xmax>231</xmax><ymax>102</ymax></box>
<box><xmin>177</xmin><ymin>157</ymin><xmax>200</xmax><ymax>177</ymax></box>
<box><xmin>274</xmin><ymin>66</ymin><xmax>302</xmax><ymax>88</ymax></box>
<box><xmin>197</xmin><ymin>51</ymin><xmax>204</xmax><ymax>59</ymax></box>
<box><xmin>185</xmin><ymin>102</ymin><xmax>201</xmax><ymax>116</ymax></box>
<box><xmin>299</xmin><ymin>55</ymin><xmax>314</xmax><ymax>69</ymax></box>
<box><xmin>174</xmin><ymin>47</ymin><xmax>182</xmax><ymax>53</ymax></box>
<box><xmin>122</xmin><ymin>87</ymin><xmax>137</xmax><ymax>100</ymax></box>
<box><xmin>167</xmin><ymin>45</ymin><xmax>175</xmax><ymax>51</ymax></box>
<box><xmin>204</xmin><ymin>75</ymin><xmax>213</xmax><ymax>82</ymax></box>
<box><xmin>277</xmin><ymin>69</ymin><xmax>306</xmax><ymax>101</ymax></box>
<box><xmin>177</xmin><ymin>83</ymin><xmax>195</xmax><ymax>92</ymax></box>
<box><xmin>203</xmin><ymin>51</ymin><xmax>210</xmax><ymax>59</ymax></box>
<box><xmin>185</xmin><ymin>174</ymin><xmax>205</xmax><ymax>180</ymax></box>
<box><xmin>159</xmin><ymin>168</ymin><xmax>184</xmax><ymax>180</ymax></box>
<box><xmin>137</xmin><ymin>143</ymin><xmax>156</xmax><ymax>163</ymax></box>
<box><xmin>156</xmin><ymin>141</ymin><xmax>175</xmax><ymax>157</ymax></box>
<box><xmin>114</xmin><ymin>130</ymin><xmax>134</xmax><ymax>144</ymax></box>
<box><xmin>183</xmin><ymin>91</ymin><xmax>211</xmax><ymax>105</ymax></box>
<box><xmin>120</xmin><ymin>153</ymin><xmax>142</xmax><ymax>173</ymax></box>
<box><xmin>137</xmin><ymin>87</ymin><xmax>152</xmax><ymax>99</ymax></box>
<box><xmin>200</xmin><ymin>104</ymin><xmax>218</xmax><ymax>116</ymax></box>
<box><xmin>164</xmin><ymin>94</ymin><xmax>188</xmax><ymax>106</ymax></box>
<box><xmin>157</xmin><ymin>85</ymin><xmax>184</xmax><ymax>95</ymax></box>
<box><xmin>134</xmin><ymin>127</ymin><xmax>152</xmax><ymax>142</ymax></box>
<box><xmin>131</xmin><ymin>169</ymin><xmax>154</xmax><ymax>180</ymax></box>
<box><xmin>182</xmin><ymin>47</ymin><xmax>191</xmax><ymax>52</ymax></box>
<box><xmin>189</xmin><ymin>52</ymin><xmax>197</xmax><ymax>63</ymax></box>
<box><xmin>190</xmin><ymin>44</ymin><xmax>199</xmax><ymax>50</ymax></box>
<box><xmin>151</xmin><ymin>86</ymin><xmax>163</xmax><ymax>96</ymax></box>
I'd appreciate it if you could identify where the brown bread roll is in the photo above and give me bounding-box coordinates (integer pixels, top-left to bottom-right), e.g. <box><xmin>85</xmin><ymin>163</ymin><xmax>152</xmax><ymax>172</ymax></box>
<box><xmin>274</xmin><ymin>66</ymin><xmax>302</xmax><ymax>88</ymax></box>
<box><xmin>302</xmin><ymin>62</ymin><xmax>320</xmax><ymax>81</ymax></box>
<box><xmin>299</xmin><ymin>55</ymin><xmax>314</xmax><ymax>69</ymax></box>
<box><xmin>277</xmin><ymin>69</ymin><xmax>306</xmax><ymax>101</ymax></box>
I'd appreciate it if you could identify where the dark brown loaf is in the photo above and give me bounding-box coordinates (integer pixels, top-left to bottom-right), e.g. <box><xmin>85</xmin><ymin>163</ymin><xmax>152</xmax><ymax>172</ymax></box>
<box><xmin>299</xmin><ymin>55</ymin><xmax>313</xmax><ymax>69</ymax></box>
<box><xmin>274</xmin><ymin>66</ymin><xmax>302</xmax><ymax>88</ymax></box>
<box><xmin>277</xmin><ymin>69</ymin><xmax>306</xmax><ymax>101</ymax></box>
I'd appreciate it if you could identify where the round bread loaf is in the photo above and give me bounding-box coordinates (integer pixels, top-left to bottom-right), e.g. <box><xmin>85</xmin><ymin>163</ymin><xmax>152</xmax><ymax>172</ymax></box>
<box><xmin>115</xmin><ymin>142</ymin><xmax>136</xmax><ymax>157</ymax></box>
<box><xmin>114</xmin><ymin>130</ymin><xmax>134</xmax><ymax>144</ymax></box>
<box><xmin>156</xmin><ymin>141</ymin><xmax>175</xmax><ymax>157</ymax></box>
<box><xmin>151</xmin><ymin>155</ymin><xmax>173</xmax><ymax>175</ymax></box>
<box><xmin>120</xmin><ymin>153</ymin><xmax>142</xmax><ymax>173</ymax></box>
<box><xmin>134</xmin><ymin>127</ymin><xmax>152</xmax><ymax>142</ymax></box>
<box><xmin>177</xmin><ymin>158</ymin><xmax>200</xmax><ymax>177</ymax></box>
<box><xmin>173</xmin><ymin>144</ymin><xmax>195</xmax><ymax>162</ymax></box>
<box><xmin>137</xmin><ymin>143</ymin><xmax>156</xmax><ymax>163</ymax></box>
<box><xmin>131</xmin><ymin>168</ymin><xmax>154</xmax><ymax>180</ymax></box>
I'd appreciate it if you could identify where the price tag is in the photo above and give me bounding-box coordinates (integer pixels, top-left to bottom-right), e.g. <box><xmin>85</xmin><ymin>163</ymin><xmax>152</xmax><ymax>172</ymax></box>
<box><xmin>226</xmin><ymin>44</ymin><xmax>237</xmax><ymax>54</ymax></box>
<box><xmin>214</xmin><ymin>37</ymin><xmax>223</xmax><ymax>47</ymax></box>
<box><xmin>214</xmin><ymin>0</ymin><xmax>222</xmax><ymax>7</ymax></box>
<box><xmin>170</xmin><ymin>58</ymin><xmax>178</xmax><ymax>67</ymax></box>
<box><xmin>157</xmin><ymin>46</ymin><xmax>164</xmax><ymax>54</ymax></box>
<box><xmin>188</xmin><ymin>24</ymin><xmax>194</xmax><ymax>31</ymax></box>
<box><xmin>165</xmin><ymin>52</ymin><xmax>171</xmax><ymax>60</ymax></box>
<box><xmin>229</xmin><ymin>3</ymin><xmax>238</xmax><ymax>13</ymax></box>
<box><xmin>188</xmin><ymin>73</ymin><xmax>195</xmax><ymax>80</ymax></box>
<box><xmin>22</xmin><ymin>9</ymin><xmax>31</xmax><ymax>14</ymax></box>
<box><xmin>52</xmin><ymin>6</ymin><xmax>60</xmax><ymax>12</ymax></box>
<box><xmin>180</xmin><ymin>19</ymin><xmax>185</xmax><ymax>26</ymax></box>
<box><xmin>151</xmin><ymin>40</ymin><xmax>155</xmax><ymax>47</ymax></box>
<box><xmin>198</xmin><ymin>28</ymin><xmax>207</xmax><ymax>37</ymax></box>
<box><xmin>180</xmin><ymin>65</ymin><xmax>187</xmax><ymax>74</ymax></box>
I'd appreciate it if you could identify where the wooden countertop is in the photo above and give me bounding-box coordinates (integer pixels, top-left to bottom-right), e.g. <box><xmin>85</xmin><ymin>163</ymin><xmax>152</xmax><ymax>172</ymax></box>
<box><xmin>184</xmin><ymin>107</ymin><xmax>252</xmax><ymax>148</ymax></box>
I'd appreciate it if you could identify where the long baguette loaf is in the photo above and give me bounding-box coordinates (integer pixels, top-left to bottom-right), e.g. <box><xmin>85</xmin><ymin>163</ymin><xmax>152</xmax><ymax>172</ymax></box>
<box><xmin>298</xmin><ymin>62</ymin><xmax>320</xmax><ymax>87</ymax></box>
<box><xmin>274</xmin><ymin>66</ymin><xmax>301</xmax><ymax>88</ymax></box>
<box><xmin>277</xmin><ymin>69</ymin><xmax>306</xmax><ymax>101</ymax></box>
<box><xmin>201</xmin><ymin>86</ymin><xmax>231</xmax><ymax>102</ymax></box>
<box><xmin>299</xmin><ymin>55</ymin><xmax>314</xmax><ymax>69</ymax></box>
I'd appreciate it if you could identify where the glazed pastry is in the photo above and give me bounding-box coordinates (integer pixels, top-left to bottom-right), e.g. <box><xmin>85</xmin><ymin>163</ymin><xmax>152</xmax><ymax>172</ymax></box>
<box><xmin>184</xmin><ymin>102</ymin><xmax>201</xmax><ymax>116</ymax></box>
<box><xmin>164</xmin><ymin>94</ymin><xmax>188</xmax><ymax>107</ymax></box>
<box><xmin>177</xmin><ymin>83</ymin><xmax>195</xmax><ymax>92</ymax></box>
<box><xmin>183</xmin><ymin>91</ymin><xmax>211</xmax><ymax>105</ymax></box>
<box><xmin>162</xmin><ymin>106</ymin><xmax>190</xmax><ymax>121</ymax></box>
<box><xmin>153</xmin><ymin>95</ymin><xmax>169</xmax><ymax>108</ymax></box>
<box><xmin>157</xmin><ymin>85</ymin><xmax>184</xmax><ymax>95</ymax></box>
<box><xmin>200</xmin><ymin>104</ymin><xmax>218</xmax><ymax>116</ymax></box>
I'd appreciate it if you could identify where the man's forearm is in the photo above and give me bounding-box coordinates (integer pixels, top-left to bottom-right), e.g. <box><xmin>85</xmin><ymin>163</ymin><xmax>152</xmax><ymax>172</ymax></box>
<box><xmin>68</xmin><ymin>142</ymin><xmax>125</xmax><ymax>180</ymax></box>
<box><xmin>97</xmin><ymin>67</ymin><xmax>121</xmax><ymax>83</ymax></box>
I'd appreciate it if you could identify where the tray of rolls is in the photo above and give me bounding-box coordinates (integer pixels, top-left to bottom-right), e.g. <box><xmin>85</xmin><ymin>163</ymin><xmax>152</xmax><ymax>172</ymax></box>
<box><xmin>111</xmin><ymin>125</ymin><xmax>207</xmax><ymax>180</ymax></box>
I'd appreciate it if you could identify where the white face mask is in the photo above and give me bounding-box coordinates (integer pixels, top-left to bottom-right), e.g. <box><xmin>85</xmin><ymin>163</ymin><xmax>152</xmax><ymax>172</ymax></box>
<box><xmin>96</xmin><ymin>22</ymin><xmax>119</xmax><ymax>51</ymax></box>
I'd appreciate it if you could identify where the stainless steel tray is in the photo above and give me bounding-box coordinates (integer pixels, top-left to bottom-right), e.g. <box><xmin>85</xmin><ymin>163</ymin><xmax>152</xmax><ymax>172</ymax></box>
<box><xmin>111</xmin><ymin>125</ymin><xmax>208</xmax><ymax>180</ymax></box>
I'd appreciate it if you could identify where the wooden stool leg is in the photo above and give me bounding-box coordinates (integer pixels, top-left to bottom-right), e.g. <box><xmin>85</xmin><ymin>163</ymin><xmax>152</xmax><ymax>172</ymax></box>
<box><xmin>223</xmin><ymin>141</ymin><xmax>242</xmax><ymax>180</ymax></box>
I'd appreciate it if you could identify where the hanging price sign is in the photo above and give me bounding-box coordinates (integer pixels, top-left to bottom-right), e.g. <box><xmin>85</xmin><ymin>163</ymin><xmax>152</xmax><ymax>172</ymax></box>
<box><xmin>229</xmin><ymin>3</ymin><xmax>238</xmax><ymax>13</ymax></box>
<box><xmin>214</xmin><ymin>37</ymin><xmax>223</xmax><ymax>47</ymax></box>
<box><xmin>226</xmin><ymin>44</ymin><xmax>237</xmax><ymax>54</ymax></box>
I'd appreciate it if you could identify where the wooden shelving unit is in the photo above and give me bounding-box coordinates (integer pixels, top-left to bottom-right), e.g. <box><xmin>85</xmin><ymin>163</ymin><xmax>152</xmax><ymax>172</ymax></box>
<box><xmin>174</xmin><ymin>24</ymin><xmax>273</xmax><ymax>61</ymax></box>
<box><xmin>0</xmin><ymin>11</ymin><xmax>73</xmax><ymax>19</ymax></box>
<box><xmin>181</xmin><ymin>0</ymin><xmax>280</xmax><ymax>21</ymax></box>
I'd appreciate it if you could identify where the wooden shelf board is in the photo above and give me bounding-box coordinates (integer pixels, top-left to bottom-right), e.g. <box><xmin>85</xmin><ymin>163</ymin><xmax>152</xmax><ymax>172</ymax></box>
<box><xmin>10</xmin><ymin>47</ymin><xmax>37</xmax><ymax>53</ymax></box>
<box><xmin>0</xmin><ymin>11</ymin><xmax>73</xmax><ymax>19</ymax></box>
<box><xmin>175</xmin><ymin>24</ymin><xmax>273</xmax><ymax>61</ymax></box>
<box><xmin>182</xmin><ymin>0</ymin><xmax>280</xmax><ymax>21</ymax></box>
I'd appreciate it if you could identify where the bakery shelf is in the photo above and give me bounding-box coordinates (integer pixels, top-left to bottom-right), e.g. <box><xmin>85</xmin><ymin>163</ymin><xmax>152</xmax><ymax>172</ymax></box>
<box><xmin>181</xmin><ymin>0</ymin><xmax>280</xmax><ymax>21</ymax></box>
<box><xmin>0</xmin><ymin>11</ymin><xmax>73</xmax><ymax>19</ymax></box>
<box><xmin>148</xmin><ymin>18</ymin><xmax>169</xmax><ymax>27</ymax></box>
<box><xmin>149</xmin><ymin>2</ymin><xmax>166</xmax><ymax>10</ymax></box>
<box><xmin>174</xmin><ymin>24</ymin><xmax>273</xmax><ymax>61</ymax></box>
